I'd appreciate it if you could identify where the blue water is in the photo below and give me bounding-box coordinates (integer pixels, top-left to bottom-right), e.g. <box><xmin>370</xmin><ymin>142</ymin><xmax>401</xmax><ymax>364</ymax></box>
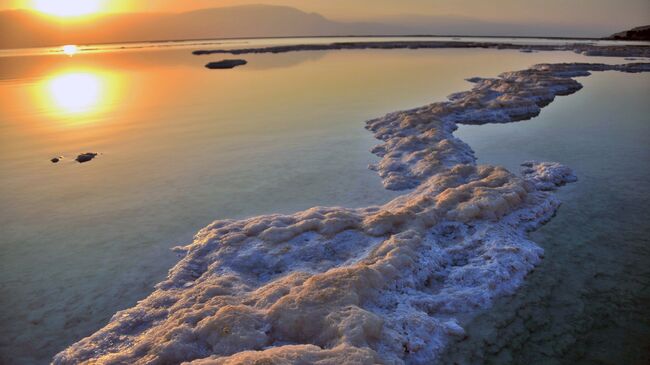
<box><xmin>450</xmin><ymin>72</ymin><xmax>650</xmax><ymax>364</ymax></box>
<box><xmin>0</xmin><ymin>38</ymin><xmax>647</xmax><ymax>364</ymax></box>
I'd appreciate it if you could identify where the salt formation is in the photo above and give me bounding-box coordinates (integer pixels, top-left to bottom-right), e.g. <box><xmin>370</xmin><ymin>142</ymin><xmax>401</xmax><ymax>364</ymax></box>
<box><xmin>367</xmin><ymin>63</ymin><xmax>650</xmax><ymax>190</ymax></box>
<box><xmin>193</xmin><ymin>41</ymin><xmax>650</xmax><ymax>59</ymax></box>
<box><xmin>53</xmin><ymin>62</ymin><xmax>650</xmax><ymax>365</ymax></box>
<box><xmin>520</xmin><ymin>161</ymin><xmax>577</xmax><ymax>191</ymax></box>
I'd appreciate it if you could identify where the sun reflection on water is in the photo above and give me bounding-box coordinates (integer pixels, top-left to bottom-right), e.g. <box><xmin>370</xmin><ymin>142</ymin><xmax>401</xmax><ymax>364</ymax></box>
<box><xmin>48</xmin><ymin>72</ymin><xmax>102</xmax><ymax>114</ymax></box>
<box><xmin>62</xmin><ymin>45</ymin><xmax>79</xmax><ymax>56</ymax></box>
<box><xmin>34</xmin><ymin>69</ymin><xmax>123</xmax><ymax>126</ymax></box>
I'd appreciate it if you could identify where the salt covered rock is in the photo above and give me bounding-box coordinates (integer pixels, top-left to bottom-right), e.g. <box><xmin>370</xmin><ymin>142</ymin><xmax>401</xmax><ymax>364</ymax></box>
<box><xmin>521</xmin><ymin>161</ymin><xmax>578</xmax><ymax>191</ymax></box>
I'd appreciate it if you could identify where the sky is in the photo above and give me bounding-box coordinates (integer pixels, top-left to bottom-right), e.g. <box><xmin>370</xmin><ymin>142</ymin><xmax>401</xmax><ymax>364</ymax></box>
<box><xmin>3</xmin><ymin>0</ymin><xmax>649</xmax><ymax>25</ymax></box>
<box><xmin>1</xmin><ymin>0</ymin><xmax>648</xmax><ymax>47</ymax></box>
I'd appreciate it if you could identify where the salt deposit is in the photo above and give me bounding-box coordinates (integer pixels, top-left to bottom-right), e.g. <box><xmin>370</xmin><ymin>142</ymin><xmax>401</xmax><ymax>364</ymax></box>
<box><xmin>53</xmin><ymin>62</ymin><xmax>650</xmax><ymax>365</ymax></box>
<box><xmin>367</xmin><ymin>62</ymin><xmax>649</xmax><ymax>190</ymax></box>
<box><xmin>193</xmin><ymin>41</ymin><xmax>650</xmax><ymax>59</ymax></box>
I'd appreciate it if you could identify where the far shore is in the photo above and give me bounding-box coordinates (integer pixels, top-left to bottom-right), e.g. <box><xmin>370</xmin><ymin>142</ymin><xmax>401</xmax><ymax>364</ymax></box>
<box><xmin>192</xmin><ymin>39</ymin><xmax>650</xmax><ymax>58</ymax></box>
<box><xmin>2</xmin><ymin>33</ymin><xmax>649</xmax><ymax>52</ymax></box>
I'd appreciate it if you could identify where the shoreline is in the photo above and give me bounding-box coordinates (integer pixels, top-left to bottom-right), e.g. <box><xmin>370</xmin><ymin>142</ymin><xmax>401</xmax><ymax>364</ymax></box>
<box><xmin>53</xmin><ymin>56</ymin><xmax>650</xmax><ymax>363</ymax></box>
<box><xmin>193</xmin><ymin>40</ymin><xmax>650</xmax><ymax>58</ymax></box>
<box><xmin>3</xmin><ymin>34</ymin><xmax>648</xmax><ymax>53</ymax></box>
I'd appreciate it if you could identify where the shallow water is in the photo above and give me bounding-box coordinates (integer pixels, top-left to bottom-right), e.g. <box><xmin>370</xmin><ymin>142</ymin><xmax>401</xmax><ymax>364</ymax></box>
<box><xmin>3</xmin><ymin>35</ymin><xmax>648</xmax><ymax>58</ymax></box>
<box><xmin>452</xmin><ymin>72</ymin><xmax>650</xmax><ymax>364</ymax></box>
<box><xmin>0</xmin><ymin>38</ymin><xmax>646</xmax><ymax>364</ymax></box>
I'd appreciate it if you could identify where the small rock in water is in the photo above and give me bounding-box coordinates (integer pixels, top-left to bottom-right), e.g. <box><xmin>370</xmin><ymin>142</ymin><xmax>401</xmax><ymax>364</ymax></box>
<box><xmin>465</xmin><ymin>77</ymin><xmax>484</xmax><ymax>83</ymax></box>
<box><xmin>51</xmin><ymin>157</ymin><xmax>61</xmax><ymax>163</ymax></box>
<box><xmin>205</xmin><ymin>59</ymin><xmax>247</xmax><ymax>69</ymax></box>
<box><xmin>75</xmin><ymin>153</ymin><xmax>98</xmax><ymax>163</ymax></box>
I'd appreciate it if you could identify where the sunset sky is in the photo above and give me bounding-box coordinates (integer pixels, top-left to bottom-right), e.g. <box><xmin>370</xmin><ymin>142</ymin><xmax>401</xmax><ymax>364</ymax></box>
<box><xmin>4</xmin><ymin>0</ymin><xmax>649</xmax><ymax>26</ymax></box>
<box><xmin>1</xmin><ymin>0</ymin><xmax>649</xmax><ymax>49</ymax></box>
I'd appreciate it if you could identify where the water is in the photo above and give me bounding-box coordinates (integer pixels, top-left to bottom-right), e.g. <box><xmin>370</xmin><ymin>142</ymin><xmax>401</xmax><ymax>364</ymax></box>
<box><xmin>450</xmin><ymin>72</ymin><xmax>650</xmax><ymax>364</ymax></box>
<box><xmin>2</xmin><ymin>35</ymin><xmax>648</xmax><ymax>58</ymax></box>
<box><xmin>0</xmin><ymin>38</ymin><xmax>646</xmax><ymax>363</ymax></box>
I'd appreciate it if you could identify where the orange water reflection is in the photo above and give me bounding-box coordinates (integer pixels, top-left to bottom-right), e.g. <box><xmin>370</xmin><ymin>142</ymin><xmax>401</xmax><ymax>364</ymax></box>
<box><xmin>48</xmin><ymin>72</ymin><xmax>101</xmax><ymax>113</ymax></box>
<box><xmin>33</xmin><ymin>68</ymin><xmax>123</xmax><ymax>126</ymax></box>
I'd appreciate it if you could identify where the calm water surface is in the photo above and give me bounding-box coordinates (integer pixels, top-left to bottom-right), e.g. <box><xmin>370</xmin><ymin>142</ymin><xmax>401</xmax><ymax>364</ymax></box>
<box><xmin>3</xmin><ymin>35</ymin><xmax>648</xmax><ymax>57</ymax></box>
<box><xmin>0</xmin><ymin>38</ymin><xmax>646</xmax><ymax>363</ymax></box>
<box><xmin>451</xmin><ymin>72</ymin><xmax>650</xmax><ymax>364</ymax></box>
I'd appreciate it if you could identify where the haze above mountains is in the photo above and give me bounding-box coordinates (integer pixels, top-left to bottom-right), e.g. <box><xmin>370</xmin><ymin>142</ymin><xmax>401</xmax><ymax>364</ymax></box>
<box><xmin>0</xmin><ymin>4</ymin><xmax>642</xmax><ymax>49</ymax></box>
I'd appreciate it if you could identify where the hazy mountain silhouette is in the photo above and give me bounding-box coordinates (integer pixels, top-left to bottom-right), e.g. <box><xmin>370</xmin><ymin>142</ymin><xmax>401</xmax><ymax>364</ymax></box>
<box><xmin>0</xmin><ymin>5</ymin><xmax>407</xmax><ymax>49</ymax></box>
<box><xmin>371</xmin><ymin>14</ymin><xmax>607</xmax><ymax>38</ymax></box>
<box><xmin>0</xmin><ymin>4</ymin><xmax>614</xmax><ymax>49</ymax></box>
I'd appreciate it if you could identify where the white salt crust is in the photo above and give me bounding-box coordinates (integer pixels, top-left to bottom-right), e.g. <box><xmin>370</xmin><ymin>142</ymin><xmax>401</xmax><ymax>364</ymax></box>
<box><xmin>367</xmin><ymin>62</ymin><xmax>650</xmax><ymax>190</ymax></box>
<box><xmin>53</xmin><ymin>62</ymin><xmax>650</xmax><ymax>365</ymax></box>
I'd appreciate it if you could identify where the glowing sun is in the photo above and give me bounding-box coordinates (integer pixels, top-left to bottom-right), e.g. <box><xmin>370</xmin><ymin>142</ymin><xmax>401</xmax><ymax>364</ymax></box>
<box><xmin>32</xmin><ymin>0</ymin><xmax>105</xmax><ymax>17</ymax></box>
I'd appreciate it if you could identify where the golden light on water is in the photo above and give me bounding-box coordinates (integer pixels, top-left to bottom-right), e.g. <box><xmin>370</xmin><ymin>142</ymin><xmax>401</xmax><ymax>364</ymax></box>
<box><xmin>31</xmin><ymin>69</ymin><xmax>124</xmax><ymax>126</ymax></box>
<box><xmin>48</xmin><ymin>72</ymin><xmax>102</xmax><ymax>114</ymax></box>
<box><xmin>62</xmin><ymin>45</ymin><xmax>79</xmax><ymax>56</ymax></box>
<box><xmin>32</xmin><ymin>0</ymin><xmax>105</xmax><ymax>17</ymax></box>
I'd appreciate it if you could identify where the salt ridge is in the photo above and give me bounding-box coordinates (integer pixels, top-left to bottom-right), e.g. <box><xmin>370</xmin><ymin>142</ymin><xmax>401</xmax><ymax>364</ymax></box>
<box><xmin>53</xmin><ymin>62</ymin><xmax>650</xmax><ymax>365</ymax></box>
<box><xmin>192</xmin><ymin>41</ymin><xmax>650</xmax><ymax>59</ymax></box>
<box><xmin>366</xmin><ymin>62</ymin><xmax>649</xmax><ymax>190</ymax></box>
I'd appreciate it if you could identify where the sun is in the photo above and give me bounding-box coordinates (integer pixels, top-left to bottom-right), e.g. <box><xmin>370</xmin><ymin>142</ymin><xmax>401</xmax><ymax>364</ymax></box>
<box><xmin>32</xmin><ymin>0</ymin><xmax>105</xmax><ymax>17</ymax></box>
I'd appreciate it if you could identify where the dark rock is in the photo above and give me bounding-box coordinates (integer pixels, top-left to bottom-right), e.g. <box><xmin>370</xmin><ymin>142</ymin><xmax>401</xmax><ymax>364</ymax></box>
<box><xmin>606</xmin><ymin>25</ymin><xmax>650</xmax><ymax>41</ymax></box>
<box><xmin>205</xmin><ymin>59</ymin><xmax>248</xmax><ymax>69</ymax></box>
<box><xmin>466</xmin><ymin>77</ymin><xmax>484</xmax><ymax>83</ymax></box>
<box><xmin>51</xmin><ymin>157</ymin><xmax>61</xmax><ymax>163</ymax></box>
<box><xmin>193</xmin><ymin>41</ymin><xmax>650</xmax><ymax>59</ymax></box>
<box><xmin>75</xmin><ymin>153</ymin><xmax>98</xmax><ymax>163</ymax></box>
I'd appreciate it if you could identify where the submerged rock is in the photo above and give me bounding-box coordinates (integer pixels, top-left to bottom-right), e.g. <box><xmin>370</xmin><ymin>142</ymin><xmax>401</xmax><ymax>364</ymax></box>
<box><xmin>75</xmin><ymin>153</ymin><xmax>98</xmax><ymax>163</ymax></box>
<box><xmin>205</xmin><ymin>59</ymin><xmax>247</xmax><ymax>69</ymax></box>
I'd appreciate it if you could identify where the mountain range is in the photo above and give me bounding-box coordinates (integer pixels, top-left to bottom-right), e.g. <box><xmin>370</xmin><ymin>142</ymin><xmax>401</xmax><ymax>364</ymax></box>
<box><xmin>0</xmin><ymin>4</ymin><xmax>625</xmax><ymax>49</ymax></box>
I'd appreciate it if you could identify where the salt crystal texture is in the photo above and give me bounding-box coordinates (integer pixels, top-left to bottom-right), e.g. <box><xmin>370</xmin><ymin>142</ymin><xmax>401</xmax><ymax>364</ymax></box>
<box><xmin>53</xmin><ymin>62</ymin><xmax>650</xmax><ymax>365</ymax></box>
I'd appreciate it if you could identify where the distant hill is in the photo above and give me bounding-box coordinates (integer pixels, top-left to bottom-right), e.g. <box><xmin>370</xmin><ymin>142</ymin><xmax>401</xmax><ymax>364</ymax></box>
<box><xmin>0</xmin><ymin>5</ymin><xmax>405</xmax><ymax>49</ymax></box>
<box><xmin>606</xmin><ymin>25</ymin><xmax>650</xmax><ymax>41</ymax></box>
<box><xmin>0</xmin><ymin>4</ymin><xmax>634</xmax><ymax>49</ymax></box>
